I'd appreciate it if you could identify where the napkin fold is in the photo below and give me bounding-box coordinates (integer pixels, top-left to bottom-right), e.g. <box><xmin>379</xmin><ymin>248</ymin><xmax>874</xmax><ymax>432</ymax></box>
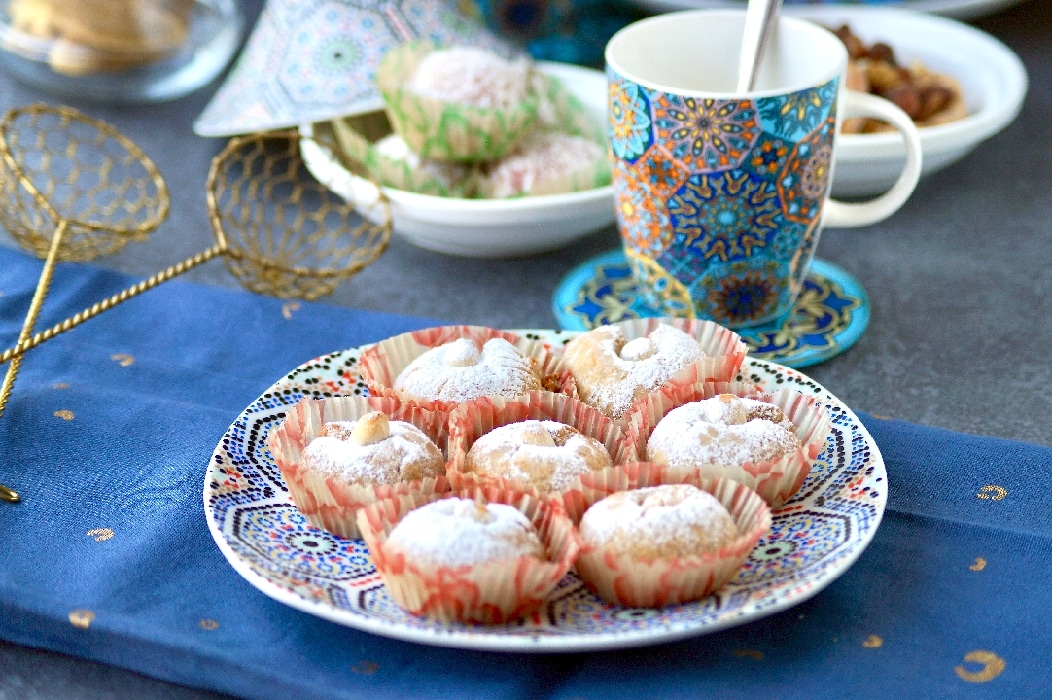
<box><xmin>1</xmin><ymin>245</ymin><xmax>1050</xmax><ymax>700</ymax></box>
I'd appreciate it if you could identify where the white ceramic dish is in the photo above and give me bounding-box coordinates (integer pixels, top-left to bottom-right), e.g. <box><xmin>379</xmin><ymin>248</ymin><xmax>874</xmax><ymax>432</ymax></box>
<box><xmin>204</xmin><ymin>329</ymin><xmax>887</xmax><ymax>652</ymax></box>
<box><xmin>300</xmin><ymin>62</ymin><xmax>614</xmax><ymax>258</ymax></box>
<box><xmin>792</xmin><ymin>7</ymin><xmax>1028</xmax><ymax>197</ymax></box>
<box><xmin>632</xmin><ymin>0</ymin><xmax>1026</xmax><ymax>20</ymax></box>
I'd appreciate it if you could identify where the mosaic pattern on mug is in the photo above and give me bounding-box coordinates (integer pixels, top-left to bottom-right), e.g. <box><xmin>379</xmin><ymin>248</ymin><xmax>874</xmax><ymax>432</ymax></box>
<box><xmin>609</xmin><ymin>73</ymin><xmax>840</xmax><ymax>326</ymax></box>
<box><xmin>608</xmin><ymin>75</ymin><xmax>652</xmax><ymax>161</ymax></box>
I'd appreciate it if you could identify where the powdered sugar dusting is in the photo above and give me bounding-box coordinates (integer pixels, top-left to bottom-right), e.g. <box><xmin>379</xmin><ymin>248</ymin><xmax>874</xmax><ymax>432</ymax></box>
<box><xmin>619</xmin><ymin>337</ymin><xmax>655</xmax><ymax>362</ymax></box>
<box><xmin>648</xmin><ymin>396</ymin><xmax>800</xmax><ymax>468</ymax></box>
<box><xmin>406</xmin><ymin>47</ymin><xmax>531</xmax><ymax>110</ymax></box>
<box><xmin>301</xmin><ymin>420</ymin><xmax>443</xmax><ymax>484</ymax></box>
<box><xmin>565</xmin><ymin>324</ymin><xmax>706</xmax><ymax>419</ymax></box>
<box><xmin>394</xmin><ymin>338</ymin><xmax>541</xmax><ymax>402</ymax></box>
<box><xmin>466</xmin><ymin>420</ymin><xmax>612</xmax><ymax>491</ymax></box>
<box><xmin>386</xmin><ymin>497</ymin><xmax>544</xmax><ymax>568</ymax></box>
<box><xmin>579</xmin><ymin>484</ymin><xmax>738</xmax><ymax>557</ymax></box>
<box><xmin>440</xmin><ymin>338</ymin><xmax>481</xmax><ymax>367</ymax></box>
<box><xmin>481</xmin><ymin>130</ymin><xmax>604</xmax><ymax>198</ymax></box>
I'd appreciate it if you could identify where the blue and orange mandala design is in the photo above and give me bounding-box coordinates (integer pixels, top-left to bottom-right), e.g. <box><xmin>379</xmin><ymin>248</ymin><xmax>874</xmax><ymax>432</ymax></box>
<box><xmin>666</xmin><ymin>170</ymin><xmax>783</xmax><ymax>264</ymax></box>
<box><xmin>608</xmin><ymin>75</ymin><xmax>652</xmax><ymax>161</ymax></box>
<box><xmin>613</xmin><ymin>162</ymin><xmax>673</xmax><ymax>257</ymax></box>
<box><xmin>779</xmin><ymin>116</ymin><xmax>836</xmax><ymax>224</ymax></box>
<box><xmin>694</xmin><ymin>258</ymin><xmax>789</xmax><ymax>327</ymax></box>
<box><xmin>652</xmin><ymin>94</ymin><xmax>759</xmax><ymax>170</ymax></box>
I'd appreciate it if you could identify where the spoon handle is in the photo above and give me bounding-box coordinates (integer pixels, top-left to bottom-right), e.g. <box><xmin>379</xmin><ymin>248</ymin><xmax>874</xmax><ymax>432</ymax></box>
<box><xmin>737</xmin><ymin>0</ymin><xmax>783</xmax><ymax>93</ymax></box>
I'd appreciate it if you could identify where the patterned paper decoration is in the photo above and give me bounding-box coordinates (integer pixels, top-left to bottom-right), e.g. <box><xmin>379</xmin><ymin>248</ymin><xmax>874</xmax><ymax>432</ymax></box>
<box><xmin>194</xmin><ymin>0</ymin><xmax>509</xmax><ymax>137</ymax></box>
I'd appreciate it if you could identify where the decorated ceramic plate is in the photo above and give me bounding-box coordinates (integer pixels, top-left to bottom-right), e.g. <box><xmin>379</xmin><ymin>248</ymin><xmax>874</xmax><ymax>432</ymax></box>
<box><xmin>204</xmin><ymin>329</ymin><xmax>886</xmax><ymax>651</ymax></box>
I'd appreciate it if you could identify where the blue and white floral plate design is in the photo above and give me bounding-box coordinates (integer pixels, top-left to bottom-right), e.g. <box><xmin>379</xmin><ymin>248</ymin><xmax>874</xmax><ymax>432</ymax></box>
<box><xmin>204</xmin><ymin>330</ymin><xmax>886</xmax><ymax>652</ymax></box>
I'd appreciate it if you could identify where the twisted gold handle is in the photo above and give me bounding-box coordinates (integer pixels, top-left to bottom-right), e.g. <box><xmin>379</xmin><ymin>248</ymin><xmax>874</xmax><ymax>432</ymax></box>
<box><xmin>0</xmin><ymin>220</ymin><xmax>69</xmax><ymax>503</ymax></box>
<box><xmin>0</xmin><ymin>243</ymin><xmax>227</xmax><ymax>366</ymax></box>
<box><xmin>0</xmin><ymin>118</ymin><xmax>391</xmax><ymax>505</ymax></box>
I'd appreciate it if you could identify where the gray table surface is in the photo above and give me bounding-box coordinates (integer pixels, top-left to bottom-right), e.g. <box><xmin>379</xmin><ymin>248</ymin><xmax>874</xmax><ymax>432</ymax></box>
<box><xmin>1</xmin><ymin>0</ymin><xmax>1050</xmax><ymax>697</ymax></box>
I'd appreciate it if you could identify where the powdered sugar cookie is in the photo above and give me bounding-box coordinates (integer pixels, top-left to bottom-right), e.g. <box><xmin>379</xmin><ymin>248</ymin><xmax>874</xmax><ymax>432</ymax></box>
<box><xmin>357</xmin><ymin>489</ymin><xmax>579</xmax><ymax>624</ymax></box>
<box><xmin>562</xmin><ymin>318</ymin><xmax>746</xmax><ymax>421</ymax></box>
<box><xmin>267</xmin><ymin>395</ymin><xmax>450</xmax><ymax>539</ymax></box>
<box><xmin>576</xmin><ymin>479</ymin><xmax>770</xmax><ymax>607</ymax></box>
<box><xmin>464</xmin><ymin>419</ymin><xmax>613</xmax><ymax>492</ymax></box>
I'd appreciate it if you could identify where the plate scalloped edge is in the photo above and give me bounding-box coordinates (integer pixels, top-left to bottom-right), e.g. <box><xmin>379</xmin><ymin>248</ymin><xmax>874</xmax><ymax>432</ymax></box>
<box><xmin>203</xmin><ymin>330</ymin><xmax>887</xmax><ymax>652</ymax></box>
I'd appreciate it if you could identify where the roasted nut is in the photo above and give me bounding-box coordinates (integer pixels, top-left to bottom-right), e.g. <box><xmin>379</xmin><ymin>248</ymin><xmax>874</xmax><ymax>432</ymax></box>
<box><xmin>351</xmin><ymin>411</ymin><xmax>391</xmax><ymax>446</ymax></box>
<box><xmin>883</xmin><ymin>85</ymin><xmax>922</xmax><ymax>120</ymax></box>
<box><xmin>834</xmin><ymin>24</ymin><xmax>866</xmax><ymax>60</ymax></box>
<box><xmin>866</xmin><ymin>42</ymin><xmax>896</xmax><ymax>64</ymax></box>
<box><xmin>917</xmin><ymin>86</ymin><xmax>956</xmax><ymax>122</ymax></box>
<box><xmin>865</xmin><ymin>60</ymin><xmax>905</xmax><ymax>92</ymax></box>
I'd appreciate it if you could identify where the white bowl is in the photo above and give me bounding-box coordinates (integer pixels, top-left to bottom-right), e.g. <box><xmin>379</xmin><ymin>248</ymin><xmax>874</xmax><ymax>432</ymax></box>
<box><xmin>792</xmin><ymin>7</ymin><xmax>1028</xmax><ymax>197</ymax></box>
<box><xmin>300</xmin><ymin>62</ymin><xmax>614</xmax><ymax>258</ymax></box>
<box><xmin>631</xmin><ymin>0</ymin><xmax>1026</xmax><ymax>21</ymax></box>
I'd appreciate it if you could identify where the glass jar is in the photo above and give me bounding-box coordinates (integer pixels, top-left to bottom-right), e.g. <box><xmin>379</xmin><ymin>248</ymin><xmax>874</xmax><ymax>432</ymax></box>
<box><xmin>0</xmin><ymin>0</ymin><xmax>243</xmax><ymax>103</ymax></box>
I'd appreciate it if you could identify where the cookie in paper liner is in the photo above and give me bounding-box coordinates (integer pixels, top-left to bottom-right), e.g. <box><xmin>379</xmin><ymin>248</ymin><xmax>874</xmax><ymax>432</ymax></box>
<box><xmin>626</xmin><ymin>381</ymin><xmax>832</xmax><ymax>509</ymax></box>
<box><xmin>358</xmin><ymin>324</ymin><xmax>572</xmax><ymax>415</ymax></box>
<box><xmin>560</xmin><ymin>317</ymin><xmax>748</xmax><ymax>422</ymax></box>
<box><xmin>266</xmin><ymin>395</ymin><xmax>450</xmax><ymax>539</ymax></box>
<box><xmin>446</xmin><ymin>391</ymin><xmax>641</xmax><ymax>522</ymax></box>
<box><xmin>477</xmin><ymin>129</ymin><xmax>610</xmax><ymax>198</ymax></box>
<box><xmin>575</xmin><ymin>475</ymin><xmax>771</xmax><ymax>608</ymax></box>
<box><xmin>356</xmin><ymin>488</ymin><xmax>579</xmax><ymax>624</ymax></box>
<box><xmin>376</xmin><ymin>42</ymin><xmax>539</xmax><ymax>162</ymax></box>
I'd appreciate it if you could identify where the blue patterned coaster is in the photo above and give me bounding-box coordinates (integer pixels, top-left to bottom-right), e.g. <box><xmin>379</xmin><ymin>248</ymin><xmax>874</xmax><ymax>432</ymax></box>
<box><xmin>552</xmin><ymin>250</ymin><xmax>869</xmax><ymax>368</ymax></box>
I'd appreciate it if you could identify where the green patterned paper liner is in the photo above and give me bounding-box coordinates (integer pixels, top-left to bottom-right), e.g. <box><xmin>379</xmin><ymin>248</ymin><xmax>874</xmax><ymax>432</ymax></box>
<box><xmin>368</xmin><ymin>148</ymin><xmax>478</xmax><ymax>198</ymax></box>
<box><xmin>331</xmin><ymin>115</ymin><xmax>376</xmax><ymax>166</ymax></box>
<box><xmin>331</xmin><ymin>114</ymin><xmax>477</xmax><ymax>198</ymax></box>
<box><xmin>376</xmin><ymin>41</ymin><xmax>540</xmax><ymax>162</ymax></box>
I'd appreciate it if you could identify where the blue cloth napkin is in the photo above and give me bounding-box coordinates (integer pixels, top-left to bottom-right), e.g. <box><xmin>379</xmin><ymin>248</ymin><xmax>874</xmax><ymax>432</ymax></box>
<box><xmin>1</xmin><ymin>245</ymin><xmax>1050</xmax><ymax>699</ymax></box>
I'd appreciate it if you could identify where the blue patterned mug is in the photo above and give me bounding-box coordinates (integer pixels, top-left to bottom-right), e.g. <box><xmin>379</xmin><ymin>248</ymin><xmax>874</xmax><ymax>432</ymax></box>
<box><xmin>605</xmin><ymin>11</ymin><xmax>922</xmax><ymax>328</ymax></box>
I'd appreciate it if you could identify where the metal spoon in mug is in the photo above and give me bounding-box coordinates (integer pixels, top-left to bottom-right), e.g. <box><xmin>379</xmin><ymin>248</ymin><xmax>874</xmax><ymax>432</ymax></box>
<box><xmin>737</xmin><ymin>0</ymin><xmax>783</xmax><ymax>93</ymax></box>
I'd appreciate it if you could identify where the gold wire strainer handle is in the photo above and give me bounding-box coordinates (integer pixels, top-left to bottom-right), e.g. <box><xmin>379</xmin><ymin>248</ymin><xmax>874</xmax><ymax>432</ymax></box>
<box><xmin>0</xmin><ymin>221</ymin><xmax>68</xmax><ymax>503</ymax></box>
<box><xmin>0</xmin><ymin>221</ymin><xmax>68</xmax><ymax>414</ymax></box>
<box><xmin>0</xmin><ymin>104</ymin><xmax>171</xmax><ymax>503</ymax></box>
<box><xmin>0</xmin><ymin>243</ymin><xmax>226</xmax><ymax>367</ymax></box>
<box><xmin>0</xmin><ymin>117</ymin><xmax>391</xmax><ymax>504</ymax></box>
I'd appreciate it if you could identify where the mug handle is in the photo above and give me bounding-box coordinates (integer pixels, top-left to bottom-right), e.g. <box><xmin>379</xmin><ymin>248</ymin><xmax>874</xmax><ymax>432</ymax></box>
<box><xmin>823</xmin><ymin>91</ymin><xmax>924</xmax><ymax>228</ymax></box>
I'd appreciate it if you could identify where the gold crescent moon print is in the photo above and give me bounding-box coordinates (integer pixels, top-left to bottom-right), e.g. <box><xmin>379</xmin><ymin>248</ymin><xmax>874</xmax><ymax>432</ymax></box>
<box><xmin>955</xmin><ymin>650</ymin><xmax>1006</xmax><ymax>683</ymax></box>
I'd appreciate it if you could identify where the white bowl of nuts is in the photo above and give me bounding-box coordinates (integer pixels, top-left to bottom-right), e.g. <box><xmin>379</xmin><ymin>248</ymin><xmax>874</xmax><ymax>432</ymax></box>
<box><xmin>793</xmin><ymin>7</ymin><xmax>1028</xmax><ymax>197</ymax></box>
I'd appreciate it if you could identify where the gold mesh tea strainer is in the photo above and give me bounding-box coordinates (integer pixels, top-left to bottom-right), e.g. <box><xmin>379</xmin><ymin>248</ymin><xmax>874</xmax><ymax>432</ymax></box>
<box><xmin>0</xmin><ymin>104</ymin><xmax>391</xmax><ymax>503</ymax></box>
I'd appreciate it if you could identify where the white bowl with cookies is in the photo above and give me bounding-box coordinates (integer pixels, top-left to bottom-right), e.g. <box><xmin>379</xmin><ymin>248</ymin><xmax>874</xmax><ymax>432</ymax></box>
<box><xmin>300</xmin><ymin>60</ymin><xmax>615</xmax><ymax>259</ymax></box>
<box><xmin>791</xmin><ymin>6</ymin><xmax>1028</xmax><ymax>197</ymax></box>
